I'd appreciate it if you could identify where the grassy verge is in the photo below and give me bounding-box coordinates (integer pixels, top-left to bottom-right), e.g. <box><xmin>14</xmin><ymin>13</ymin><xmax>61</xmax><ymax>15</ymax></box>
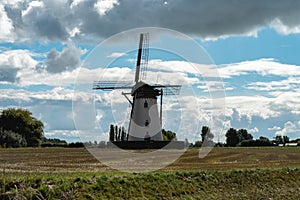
<box><xmin>1</xmin><ymin>168</ymin><xmax>300</xmax><ymax>199</ymax></box>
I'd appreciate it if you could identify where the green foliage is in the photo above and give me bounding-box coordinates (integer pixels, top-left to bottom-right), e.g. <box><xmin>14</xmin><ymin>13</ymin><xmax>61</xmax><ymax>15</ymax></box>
<box><xmin>0</xmin><ymin>168</ymin><xmax>299</xmax><ymax>199</ymax></box>
<box><xmin>68</xmin><ymin>142</ymin><xmax>84</xmax><ymax>148</ymax></box>
<box><xmin>0</xmin><ymin>108</ymin><xmax>44</xmax><ymax>147</ymax></box>
<box><xmin>109</xmin><ymin>124</ymin><xmax>127</xmax><ymax>142</ymax></box>
<box><xmin>162</xmin><ymin>129</ymin><xmax>177</xmax><ymax>141</ymax></box>
<box><xmin>0</xmin><ymin>130</ymin><xmax>27</xmax><ymax>148</ymax></box>
<box><xmin>274</xmin><ymin>135</ymin><xmax>290</xmax><ymax>145</ymax></box>
<box><xmin>41</xmin><ymin>137</ymin><xmax>68</xmax><ymax>147</ymax></box>
<box><xmin>226</xmin><ymin>128</ymin><xmax>255</xmax><ymax>147</ymax></box>
<box><xmin>226</xmin><ymin>128</ymin><xmax>239</xmax><ymax>147</ymax></box>
<box><xmin>240</xmin><ymin>138</ymin><xmax>274</xmax><ymax>147</ymax></box>
<box><xmin>237</xmin><ymin>129</ymin><xmax>253</xmax><ymax>141</ymax></box>
<box><xmin>109</xmin><ymin>124</ymin><xmax>114</xmax><ymax>142</ymax></box>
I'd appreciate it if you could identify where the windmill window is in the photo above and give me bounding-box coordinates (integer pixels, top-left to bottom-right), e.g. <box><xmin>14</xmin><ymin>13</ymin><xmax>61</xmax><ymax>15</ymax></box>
<box><xmin>144</xmin><ymin>100</ymin><xmax>148</xmax><ymax>108</ymax></box>
<box><xmin>145</xmin><ymin>120</ymin><xmax>149</xmax><ymax>126</ymax></box>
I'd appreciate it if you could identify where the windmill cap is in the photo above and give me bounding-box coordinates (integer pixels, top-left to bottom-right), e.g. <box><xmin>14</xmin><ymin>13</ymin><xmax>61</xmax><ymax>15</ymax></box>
<box><xmin>131</xmin><ymin>81</ymin><xmax>148</xmax><ymax>95</ymax></box>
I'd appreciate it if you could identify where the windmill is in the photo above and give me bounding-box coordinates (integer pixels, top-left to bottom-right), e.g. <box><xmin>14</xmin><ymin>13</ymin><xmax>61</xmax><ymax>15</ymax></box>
<box><xmin>93</xmin><ymin>33</ymin><xmax>181</xmax><ymax>143</ymax></box>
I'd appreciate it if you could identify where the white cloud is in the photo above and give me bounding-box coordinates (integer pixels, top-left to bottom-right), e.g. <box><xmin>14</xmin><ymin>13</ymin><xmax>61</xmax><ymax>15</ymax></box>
<box><xmin>249</xmin><ymin>127</ymin><xmax>259</xmax><ymax>134</ymax></box>
<box><xmin>270</xmin><ymin>90</ymin><xmax>300</xmax><ymax>115</ymax></box>
<box><xmin>107</xmin><ymin>52</ymin><xmax>127</xmax><ymax>58</ymax></box>
<box><xmin>268</xmin><ymin>126</ymin><xmax>281</xmax><ymax>131</ymax></box>
<box><xmin>275</xmin><ymin>121</ymin><xmax>300</xmax><ymax>137</ymax></box>
<box><xmin>0</xmin><ymin>49</ymin><xmax>37</xmax><ymax>69</ymax></box>
<box><xmin>45</xmin><ymin>130</ymin><xmax>79</xmax><ymax>137</ymax></box>
<box><xmin>271</xmin><ymin>18</ymin><xmax>300</xmax><ymax>35</ymax></box>
<box><xmin>94</xmin><ymin>0</ymin><xmax>119</xmax><ymax>16</ymax></box>
<box><xmin>0</xmin><ymin>49</ymin><xmax>38</xmax><ymax>83</ymax></box>
<box><xmin>225</xmin><ymin>95</ymin><xmax>279</xmax><ymax>120</ymax></box>
<box><xmin>22</xmin><ymin>1</ymin><xmax>44</xmax><ymax>17</ymax></box>
<box><xmin>246</xmin><ymin>76</ymin><xmax>300</xmax><ymax>93</ymax></box>
<box><xmin>219</xmin><ymin>58</ymin><xmax>300</xmax><ymax>78</ymax></box>
<box><xmin>0</xmin><ymin>4</ymin><xmax>14</xmax><ymax>42</ymax></box>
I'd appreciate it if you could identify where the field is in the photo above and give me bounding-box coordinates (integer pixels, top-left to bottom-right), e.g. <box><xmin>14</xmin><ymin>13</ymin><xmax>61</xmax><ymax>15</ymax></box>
<box><xmin>0</xmin><ymin>147</ymin><xmax>300</xmax><ymax>199</ymax></box>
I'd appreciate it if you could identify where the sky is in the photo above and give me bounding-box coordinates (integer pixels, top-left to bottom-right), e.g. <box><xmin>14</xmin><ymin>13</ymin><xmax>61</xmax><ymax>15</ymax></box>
<box><xmin>1</xmin><ymin>0</ymin><xmax>300</xmax><ymax>143</ymax></box>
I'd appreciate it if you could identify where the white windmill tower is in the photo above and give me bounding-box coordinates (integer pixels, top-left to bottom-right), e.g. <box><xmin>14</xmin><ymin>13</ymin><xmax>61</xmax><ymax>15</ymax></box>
<box><xmin>93</xmin><ymin>33</ymin><xmax>181</xmax><ymax>145</ymax></box>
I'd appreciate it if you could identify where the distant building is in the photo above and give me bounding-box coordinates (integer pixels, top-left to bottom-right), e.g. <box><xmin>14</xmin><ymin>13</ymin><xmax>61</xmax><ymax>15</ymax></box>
<box><xmin>285</xmin><ymin>143</ymin><xmax>298</xmax><ymax>147</ymax></box>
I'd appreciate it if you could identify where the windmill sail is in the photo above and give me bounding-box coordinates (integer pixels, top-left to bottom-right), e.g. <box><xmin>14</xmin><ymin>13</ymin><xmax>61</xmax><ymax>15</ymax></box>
<box><xmin>93</xmin><ymin>81</ymin><xmax>133</xmax><ymax>90</ymax></box>
<box><xmin>134</xmin><ymin>33</ymin><xmax>149</xmax><ymax>82</ymax></box>
<box><xmin>140</xmin><ymin>33</ymin><xmax>149</xmax><ymax>81</ymax></box>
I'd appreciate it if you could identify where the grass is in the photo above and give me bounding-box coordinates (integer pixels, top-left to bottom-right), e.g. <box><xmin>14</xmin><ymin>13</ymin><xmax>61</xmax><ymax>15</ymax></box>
<box><xmin>1</xmin><ymin>169</ymin><xmax>300</xmax><ymax>199</ymax></box>
<box><xmin>0</xmin><ymin>147</ymin><xmax>300</xmax><ymax>199</ymax></box>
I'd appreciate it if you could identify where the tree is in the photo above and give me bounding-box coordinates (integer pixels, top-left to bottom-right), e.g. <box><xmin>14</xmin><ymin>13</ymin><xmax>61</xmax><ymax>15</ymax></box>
<box><xmin>193</xmin><ymin>141</ymin><xmax>202</xmax><ymax>147</ymax></box>
<box><xmin>274</xmin><ymin>135</ymin><xmax>284</xmax><ymax>145</ymax></box>
<box><xmin>240</xmin><ymin>138</ymin><xmax>273</xmax><ymax>147</ymax></box>
<box><xmin>238</xmin><ymin>129</ymin><xmax>253</xmax><ymax>141</ymax></box>
<box><xmin>114</xmin><ymin>125</ymin><xmax>118</xmax><ymax>141</ymax></box>
<box><xmin>201</xmin><ymin>126</ymin><xmax>214</xmax><ymax>142</ymax></box>
<box><xmin>118</xmin><ymin>127</ymin><xmax>121</xmax><ymax>141</ymax></box>
<box><xmin>109</xmin><ymin>124</ymin><xmax>114</xmax><ymax>142</ymax></box>
<box><xmin>283</xmin><ymin>135</ymin><xmax>289</xmax><ymax>144</ymax></box>
<box><xmin>162</xmin><ymin>129</ymin><xmax>177</xmax><ymax>141</ymax></box>
<box><xmin>41</xmin><ymin>137</ymin><xmax>67</xmax><ymax>147</ymax></box>
<box><xmin>225</xmin><ymin>128</ymin><xmax>239</xmax><ymax>147</ymax></box>
<box><xmin>121</xmin><ymin>127</ymin><xmax>126</xmax><ymax>141</ymax></box>
<box><xmin>0</xmin><ymin>130</ymin><xmax>27</xmax><ymax>148</ymax></box>
<box><xmin>0</xmin><ymin>108</ymin><xmax>44</xmax><ymax>147</ymax></box>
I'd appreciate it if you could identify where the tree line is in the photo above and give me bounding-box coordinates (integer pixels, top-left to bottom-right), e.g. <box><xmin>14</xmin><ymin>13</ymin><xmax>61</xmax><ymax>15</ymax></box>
<box><xmin>192</xmin><ymin>126</ymin><xmax>300</xmax><ymax>147</ymax></box>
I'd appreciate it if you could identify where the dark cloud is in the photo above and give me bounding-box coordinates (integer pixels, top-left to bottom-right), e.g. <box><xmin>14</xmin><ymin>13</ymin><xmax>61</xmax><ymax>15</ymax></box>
<box><xmin>44</xmin><ymin>44</ymin><xmax>83</xmax><ymax>73</ymax></box>
<box><xmin>2</xmin><ymin>0</ymin><xmax>300</xmax><ymax>42</ymax></box>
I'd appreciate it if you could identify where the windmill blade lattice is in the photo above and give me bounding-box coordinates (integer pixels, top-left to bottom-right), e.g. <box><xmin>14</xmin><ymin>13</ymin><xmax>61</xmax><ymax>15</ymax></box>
<box><xmin>140</xmin><ymin>33</ymin><xmax>149</xmax><ymax>81</ymax></box>
<box><xmin>153</xmin><ymin>85</ymin><xmax>182</xmax><ymax>95</ymax></box>
<box><xmin>93</xmin><ymin>81</ymin><xmax>133</xmax><ymax>90</ymax></box>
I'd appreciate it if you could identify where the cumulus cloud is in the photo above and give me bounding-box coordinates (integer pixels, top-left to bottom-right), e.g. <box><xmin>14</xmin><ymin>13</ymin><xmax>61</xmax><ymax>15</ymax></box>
<box><xmin>249</xmin><ymin>127</ymin><xmax>259</xmax><ymax>134</ymax></box>
<box><xmin>94</xmin><ymin>0</ymin><xmax>119</xmax><ymax>16</ymax></box>
<box><xmin>44</xmin><ymin>43</ymin><xmax>84</xmax><ymax>73</ymax></box>
<box><xmin>275</xmin><ymin>121</ymin><xmax>300</xmax><ymax>137</ymax></box>
<box><xmin>1</xmin><ymin>0</ymin><xmax>300</xmax><ymax>42</ymax></box>
<box><xmin>0</xmin><ymin>49</ymin><xmax>38</xmax><ymax>83</ymax></box>
<box><xmin>0</xmin><ymin>4</ymin><xmax>14</xmax><ymax>42</ymax></box>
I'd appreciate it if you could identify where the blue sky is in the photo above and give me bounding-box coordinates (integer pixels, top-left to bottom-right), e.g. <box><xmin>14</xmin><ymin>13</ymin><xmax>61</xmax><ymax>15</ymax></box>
<box><xmin>1</xmin><ymin>0</ymin><xmax>300</xmax><ymax>142</ymax></box>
